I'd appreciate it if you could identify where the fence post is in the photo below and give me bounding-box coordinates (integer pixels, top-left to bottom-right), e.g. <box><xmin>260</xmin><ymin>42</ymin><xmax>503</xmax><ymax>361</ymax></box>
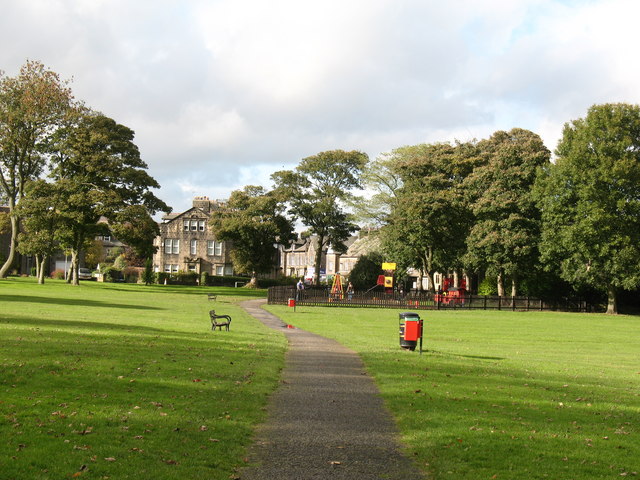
<box><xmin>526</xmin><ymin>296</ymin><xmax>530</xmax><ymax>311</ymax></box>
<box><xmin>512</xmin><ymin>296</ymin><xmax>516</xmax><ymax>311</ymax></box>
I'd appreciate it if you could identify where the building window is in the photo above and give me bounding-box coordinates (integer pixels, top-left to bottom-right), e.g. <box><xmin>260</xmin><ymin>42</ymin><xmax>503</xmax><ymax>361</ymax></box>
<box><xmin>164</xmin><ymin>264</ymin><xmax>179</xmax><ymax>273</ymax></box>
<box><xmin>183</xmin><ymin>220</ymin><xmax>189</xmax><ymax>231</ymax></box>
<box><xmin>208</xmin><ymin>241</ymin><xmax>222</xmax><ymax>256</ymax></box>
<box><xmin>224</xmin><ymin>265</ymin><xmax>233</xmax><ymax>276</ymax></box>
<box><xmin>190</xmin><ymin>239</ymin><xmax>197</xmax><ymax>255</ymax></box>
<box><xmin>188</xmin><ymin>264</ymin><xmax>197</xmax><ymax>272</ymax></box>
<box><xmin>191</xmin><ymin>220</ymin><xmax>198</xmax><ymax>231</ymax></box>
<box><xmin>164</xmin><ymin>239</ymin><xmax>179</xmax><ymax>254</ymax></box>
<box><xmin>216</xmin><ymin>266</ymin><xmax>224</xmax><ymax>276</ymax></box>
<box><xmin>199</xmin><ymin>220</ymin><xmax>205</xmax><ymax>231</ymax></box>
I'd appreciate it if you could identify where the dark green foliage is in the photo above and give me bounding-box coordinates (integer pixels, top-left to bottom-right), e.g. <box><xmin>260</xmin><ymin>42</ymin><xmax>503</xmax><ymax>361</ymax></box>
<box><xmin>272</xmin><ymin>150</ymin><xmax>368</xmax><ymax>284</ymax></box>
<box><xmin>101</xmin><ymin>265</ymin><xmax>122</xmax><ymax>282</ymax></box>
<box><xmin>209</xmin><ymin>186</ymin><xmax>295</xmax><ymax>285</ymax></box>
<box><xmin>465</xmin><ymin>128</ymin><xmax>550</xmax><ymax>295</ymax></box>
<box><xmin>536</xmin><ymin>103</ymin><xmax>640</xmax><ymax>313</ymax></box>
<box><xmin>348</xmin><ymin>251</ymin><xmax>385</xmax><ymax>290</ymax></box>
<box><xmin>142</xmin><ymin>258</ymin><xmax>154</xmax><ymax>285</ymax></box>
<box><xmin>380</xmin><ymin>141</ymin><xmax>480</xmax><ymax>290</ymax></box>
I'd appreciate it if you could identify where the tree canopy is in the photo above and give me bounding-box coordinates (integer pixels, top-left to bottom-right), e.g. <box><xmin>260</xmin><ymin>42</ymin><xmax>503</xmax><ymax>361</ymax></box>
<box><xmin>464</xmin><ymin>128</ymin><xmax>550</xmax><ymax>296</ymax></box>
<box><xmin>380</xmin><ymin>142</ymin><xmax>480</xmax><ymax>291</ymax></box>
<box><xmin>46</xmin><ymin>112</ymin><xmax>168</xmax><ymax>284</ymax></box>
<box><xmin>272</xmin><ymin>149</ymin><xmax>368</xmax><ymax>284</ymax></box>
<box><xmin>536</xmin><ymin>103</ymin><xmax>640</xmax><ymax>314</ymax></box>
<box><xmin>0</xmin><ymin>61</ymin><xmax>76</xmax><ymax>277</ymax></box>
<box><xmin>209</xmin><ymin>185</ymin><xmax>296</xmax><ymax>286</ymax></box>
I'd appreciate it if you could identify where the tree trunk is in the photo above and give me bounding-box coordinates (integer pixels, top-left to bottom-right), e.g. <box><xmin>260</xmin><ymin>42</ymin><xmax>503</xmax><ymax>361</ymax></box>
<box><xmin>69</xmin><ymin>250</ymin><xmax>80</xmax><ymax>286</ymax></box>
<box><xmin>0</xmin><ymin>212</ymin><xmax>19</xmax><ymax>278</ymax></box>
<box><xmin>511</xmin><ymin>276</ymin><xmax>517</xmax><ymax>297</ymax></box>
<box><xmin>38</xmin><ymin>256</ymin><xmax>47</xmax><ymax>284</ymax></box>
<box><xmin>429</xmin><ymin>272</ymin><xmax>437</xmax><ymax>293</ymax></box>
<box><xmin>497</xmin><ymin>271</ymin><xmax>505</xmax><ymax>297</ymax></box>
<box><xmin>453</xmin><ymin>270</ymin><xmax>459</xmax><ymax>288</ymax></box>
<box><xmin>313</xmin><ymin>235</ymin><xmax>325</xmax><ymax>285</ymax></box>
<box><xmin>416</xmin><ymin>270</ymin><xmax>424</xmax><ymax>292</ymax></box>
<box><xmin>606</xmin><ymin>284</ymin><xmax>618</xmax><ymax>315</ymax></box>
<box><xmin>35</xmin><ymin>254</ymin><xmax>41</xmax><ymax>279</ymax></box>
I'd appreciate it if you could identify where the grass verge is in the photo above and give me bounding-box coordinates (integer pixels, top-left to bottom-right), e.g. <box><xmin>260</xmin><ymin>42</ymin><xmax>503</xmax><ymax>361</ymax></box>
<box><xmin>0</xmin><ymin>278</ymin><xmax>286</xmax><ymax>480</ymax></box>
<box><xmin>266</xmin><ymin>305</ymin><xmax>640</xmax><ymax>479</ymax></box>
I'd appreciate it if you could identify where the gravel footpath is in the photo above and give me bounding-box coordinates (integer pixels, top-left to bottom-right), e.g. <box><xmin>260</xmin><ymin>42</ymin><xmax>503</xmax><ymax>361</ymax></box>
<box><xmin>239</xmin><ymin>299</ymin><xmax>424</xmax><ymax>480</ymax></box>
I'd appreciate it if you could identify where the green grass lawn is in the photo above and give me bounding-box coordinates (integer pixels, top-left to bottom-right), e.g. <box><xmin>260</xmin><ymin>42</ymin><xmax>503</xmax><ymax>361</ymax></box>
<box><xmin>0</xmin><ymin>278</ymin><xmax>286</xmax><ymax>480</ymax></box>
<box><xmin>266</xmin><ymin>305</ymin><xmax>640</xmax><ymax>479</ymax></box>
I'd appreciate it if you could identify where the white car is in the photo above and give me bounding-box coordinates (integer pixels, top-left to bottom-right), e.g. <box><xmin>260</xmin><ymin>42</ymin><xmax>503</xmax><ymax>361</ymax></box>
<box><xmin>78</xmin><ymin>268</ymin><xmax>93</xmax><ymax>280</ymax></box>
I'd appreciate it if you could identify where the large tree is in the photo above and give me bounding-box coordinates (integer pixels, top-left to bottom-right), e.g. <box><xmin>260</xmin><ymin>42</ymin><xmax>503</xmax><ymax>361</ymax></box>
<box><xmin>272</xmin><ymin>149</ymin><xmax>368</xmax><ymax>284</ymax></box>
<box><xmin>536</xmin><ymin>103</ymin><xmax>640</xmax><ymax>314</ymax></box>
<box><xmin>209</xmin><ymin>186</ymin><xmax>296</xmax><ymax>287</ymax></box>
<box><xmin>464</xmin><ymin>128</ymin><xmax>550</xmax><ymax>296</ymax></box>
<box><xmin>0</xmin><ymin>61</ymin><xmax>75</xmax><ymax>277</ymax></box>
<box><xmin>16</xmin><ymin>180</ymin><xmax>65</xmax><ymax>283</ymax></box>
<box><xmin>48</xmin><ymin>112</ymin><xmax>169</xmax><ymax>285</ymax></box>
<box><xmin>381</xmin><ymin>141</ymin><xmax>480</xmax><ymax>291</ymax></box>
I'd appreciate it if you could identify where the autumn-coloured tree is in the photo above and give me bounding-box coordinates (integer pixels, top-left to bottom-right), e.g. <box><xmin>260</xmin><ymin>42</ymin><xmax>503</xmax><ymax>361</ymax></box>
<box><xmin>0</xmin><ymin>61</ymin><xmax>75</xmax><ymax>277</ymax></box>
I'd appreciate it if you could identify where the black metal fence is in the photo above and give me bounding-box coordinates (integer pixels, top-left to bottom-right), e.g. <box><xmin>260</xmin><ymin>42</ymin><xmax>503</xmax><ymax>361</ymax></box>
<box><xmin>267</xmin><ymin>286</ymin><xmax>592</xmax><ymax>312</ymax></box>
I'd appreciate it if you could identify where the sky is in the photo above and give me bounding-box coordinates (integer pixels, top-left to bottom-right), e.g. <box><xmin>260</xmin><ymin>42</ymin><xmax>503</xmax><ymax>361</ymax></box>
<box><xmin>2</xmin><ymin>0</ymin><xmax>640</xmax><ymax>214</ymax></box>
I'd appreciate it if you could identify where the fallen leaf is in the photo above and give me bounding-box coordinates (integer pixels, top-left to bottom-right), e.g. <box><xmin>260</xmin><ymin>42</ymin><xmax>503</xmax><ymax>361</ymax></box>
<box><xmin>104</xmin><ymin>457</ymin><xmax>116</xmax><ymax>462</ymax></box>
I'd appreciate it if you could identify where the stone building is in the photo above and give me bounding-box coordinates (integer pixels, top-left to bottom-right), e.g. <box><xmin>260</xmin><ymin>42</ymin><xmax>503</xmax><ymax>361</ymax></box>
<box><xmin>153</xmin><ymin>196</ymin><xmax>234</xmax><ymax>276</ymax></box>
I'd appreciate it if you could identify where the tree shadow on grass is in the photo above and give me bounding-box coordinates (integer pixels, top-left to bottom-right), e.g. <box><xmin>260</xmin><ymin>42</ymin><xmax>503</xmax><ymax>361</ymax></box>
<box><xmin>0</xmin><ymin>294</ymin><xmax>163</xmax><ymax>310</ymax></box>
<box><xmin>3</xmin><ymin>315</ymin><xmax>174</xmax><ymax>334</ymax></box>
<box><xmin>427</xmin><ymin>350</ymin><xmax>506</xmax><ymax>361</ymax></box>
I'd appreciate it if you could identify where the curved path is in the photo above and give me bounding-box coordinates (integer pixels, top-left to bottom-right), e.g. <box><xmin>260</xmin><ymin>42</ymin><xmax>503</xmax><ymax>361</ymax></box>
<box><xmin>239</xmin><ymin>299</ymin><xmax>424</xmax><ymax>480</ymax></box>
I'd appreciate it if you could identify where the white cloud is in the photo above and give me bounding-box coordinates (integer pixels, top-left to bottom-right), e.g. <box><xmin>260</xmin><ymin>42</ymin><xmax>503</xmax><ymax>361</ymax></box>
<box><xmin>2</xmin><ymin>0</ymin><xmax>640</xmax><ymax>212</ymax></box>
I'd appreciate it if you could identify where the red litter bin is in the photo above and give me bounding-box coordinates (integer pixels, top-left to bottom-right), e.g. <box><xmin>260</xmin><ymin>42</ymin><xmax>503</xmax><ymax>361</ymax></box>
<box><xmin>399</xmin><ymin>312</ymin><xmax>423</xmax><ymax>353</ymax></box>
<box><xmin>288</xmin><ymin>298</ymin><xmax>296</xmax><ymax>308</ymax></box>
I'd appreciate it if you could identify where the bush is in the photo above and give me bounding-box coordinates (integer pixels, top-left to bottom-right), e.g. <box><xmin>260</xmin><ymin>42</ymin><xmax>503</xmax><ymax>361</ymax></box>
<box><xmin>122</xmin><ymin>266</ymin><xmax>142</xmax><ymax>283</ymax></box>
<box><xmin>52</xmin><ymin>269</ymin><xmax>65</xmax><ymax>280</ymax></box>
<box><xmin>154</xmin><ymin>271</ymin><xmax>199</xmax><ymax>285</ymax></box>
<box><xmin>477</xmin><ymin>276</ymin><xmax>498</xmax><ymax>296</ymax></box>
<box><xmin>142</xmin><ymin>259</ymin><xmax>154</xmax><ymax>285</ymax></box>
<box><xmin>155</xmin><ymin>272</ymin><xmax>170</xmax><ymax>285</ymax></box>
<box><xmin>102</xmin><ymin>266</ymin><xmax>123</xmax><ymax>283</ymax></box>
<box><xmin>348</xmin><ymin>252</ymin><xmax>385</xmax><ymax>290</ymax></box>
<box><xmin>174</xmin><ymin>271</ymin><xmax>199</xmax><ymax>285</ymax></box>
<box><xmin>257</xmin><ymin>276</ymin><xmax>297</xmax><ymax>288</ymax></box>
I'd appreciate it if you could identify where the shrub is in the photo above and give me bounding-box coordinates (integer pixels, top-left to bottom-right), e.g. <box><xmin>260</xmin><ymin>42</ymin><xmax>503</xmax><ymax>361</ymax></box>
<box><xmin>478</xmin><ymin>276</ymin><xmax>498</xmax><ymax>296</ymax></box>
<box><xmin>122</xmin><ymin>266</ymin><xmax>142</xmax><ymax>283</ymax></box>
<box><xmin>155</xmin><ymin>272</ymin><xmax>170</xmax><ymax>285</ymax></box>
<box><xmin>52</xmin><ymin>269</ymin><xmax>66</xmax><ymax>280</ymax></box>
<box><xmin>102</xmin><ymin>266</ymin><xmax>122</xmax><ymax>283</ymax></box>
<box><xmin>142</xmin><ymin>259</ymin><xmax>154</xmax><ymax>285</ymax></box>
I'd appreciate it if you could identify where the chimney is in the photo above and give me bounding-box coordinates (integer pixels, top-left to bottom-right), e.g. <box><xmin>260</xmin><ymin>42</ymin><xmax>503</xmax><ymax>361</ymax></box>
<box><xmin>193</xmin><ymin>196</ymin><xmax>211</xmax><ymax>213</ymax></box>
